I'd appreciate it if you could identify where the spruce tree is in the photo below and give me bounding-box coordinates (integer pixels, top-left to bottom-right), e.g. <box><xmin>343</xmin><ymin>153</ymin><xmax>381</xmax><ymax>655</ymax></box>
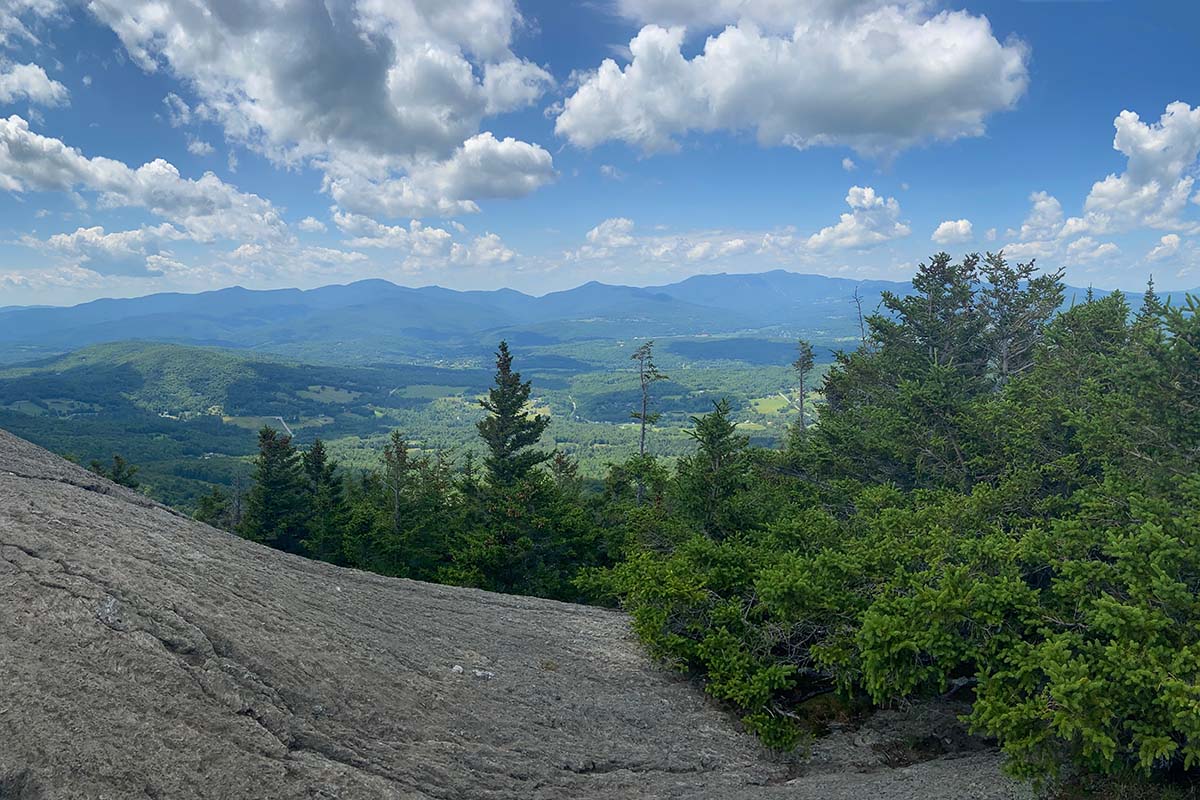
<box><xmin>195</xmin><ymin>486</ymin><xmax>234</xmax><ymax>531</ymax></box>
<box><xmin>90</xmin><ymin>454</ymin><xmax>140</xmax><ymax>489</ymax></box>
<box><xmin>239</xmin><ymin>426</ymin><xmax>308</xmax><ymax>554</ymax></box>
<box><xmin>301</xmin><ymin>438</ymin><xmax>347</xmax><ymax>563</ymax></box>
<box><xmin>477</xmin><ymin>341</ymin><xmax>550</xmax><ymax>486</ymax></box>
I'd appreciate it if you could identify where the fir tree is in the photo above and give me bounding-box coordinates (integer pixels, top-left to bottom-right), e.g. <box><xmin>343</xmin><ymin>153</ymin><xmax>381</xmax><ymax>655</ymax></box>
<box><xmin>477</xmin><ymin>341</ymin><xmax>550</xmax><ymax>486</ymax></box>
<box><xmin>301</xmin><ymin>438</ymin><xmax>347</xmax><ymax>563</ymax></box>
<box><xmin>239</xmin><ymin>426</ymin><xmax>308</xmax><ymax>553</ymax></box>
<box><xmin>89</xmin><ymin>454</ymin><xmax>140</xmax><ymax>489</ymax></box>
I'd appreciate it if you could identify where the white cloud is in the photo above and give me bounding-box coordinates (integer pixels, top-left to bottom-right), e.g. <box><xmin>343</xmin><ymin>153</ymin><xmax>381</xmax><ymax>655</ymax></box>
<box><xmin>716</xmin><ymin>237</ymin><xmax>748</xmax><ymax>257</ymax></box>
<box><xmin>808</xmin><ymin>186</ymin><xmax>910</xmax><ymax>250</ymax></box>
<box><xmin>482</xmin><ymin>59</ymin><xmax>554</xmax><ymax>114</ymax></box>
<box><xmin>586</xmin><ymin>216</ymin><xmax>636</xmax><ymax>249</ymax></box>
<box><xmin>931</xmin><ymin>218</ymin><xmax>973</xmax><ymax>246</ymax></box>
<box><xmin>599</xmin><ymin>164</ymin><xmax>625</xmax><ymax>180</ymax></box>
<box><xmin>1017</xmin><ymin>191</ymin><xmax>1064</xmax><ymax>240</ymax></box>
<box><xmin>0</xmin><ymin>0</ymin><xmax>63</xmax><ymax>49</ymax></box>
<box><xmin>1064</xmin><ymin>236</ymin><xmax>1119</xmax><ymax>265</ymax></box>
<box><xmin>31</xmin><ymin>223</ymin><xmax>186</xmax><ymax>276</ymax></box>
<box><xmin>186</xmin><ymin>136</ymin><xmax>214</xmax><ymax>156</ymax></box>
<box><xmin>88</xmin><ymin>0</ymin><xmax>556</xmax><ymax>218</ymax></box>
<box><xmin>297</xmin><ymin>216</ymin><xmax>327</xmax><ymax>233</ymax></box>
<box><xmin>333</xmin><ymin>211</ymin><xmax>454</xmax><ymax>256</ymax></box>
<box><xmin>985</xmin><ymin>227</ymin><xmax>997</xmax><ymax>242</ymax></box>
<box><xmin>452</xmin><ymin>232</ymin><xmax>515</xmax><ymax>266</ymax></box>
<box><xmin>0</xmin><ymin>61</ymin><xmax>67</xmax><ymax>105</ymax></box>
<box><xmin>323</xmin><ymin>132</ymin><xmax>554</xmax><ymax>218</ymax></box>
<box><xmin>556</xmin><ymin>4</ymin><xmax>1027</xmax><ymax>156</ymax></box>
<box><xmin>614</xmin><ymin>0</ymin><xmax>894</xmax><ymax>31</ymax></box>
<box><xmin>1065</xmin><ymin>102</ymin><xmax>1200</xmax><ymax>236</ymax></box>
<box><xmin>841</xmin><ymin>157</ymin><xmax>856</xmax><ymax>172</ymax></box>
<box><xmin>1147</xmin><ymin>233</ymin><xmax>1181</xmax><ymax>262</ymax></box>
<box><xmin>162</xmin><ymin>92</ymin><xmax>190</xmax><ymax>127</ymax></box>
<box><xmin>0</xmin><ymin>114</ymin><xmax>285</xmax><ymax>242</ymax></box>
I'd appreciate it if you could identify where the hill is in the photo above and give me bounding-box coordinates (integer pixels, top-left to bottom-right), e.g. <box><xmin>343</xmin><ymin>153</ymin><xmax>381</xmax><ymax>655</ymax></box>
<box><xmin>0</xmin><ymin>338</ymin><xmax>818</xmax><ymax>509</ymax></box>
<box><xmin>0</xmin><ymin>428</ymin><xmax>1026</xmax><ymax>799</ymax></box>
<box><xmin>0</xmin><ymin>271</ymin><xmax>910</xmax><ymax>364</ymax></box>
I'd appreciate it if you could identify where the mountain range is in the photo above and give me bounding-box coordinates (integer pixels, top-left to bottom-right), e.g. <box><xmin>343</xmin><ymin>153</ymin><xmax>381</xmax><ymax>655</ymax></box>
<box><xmin>0</xmin><ymin>270</ymin><xmax>1183</xmax><ymax>365</ymax></box>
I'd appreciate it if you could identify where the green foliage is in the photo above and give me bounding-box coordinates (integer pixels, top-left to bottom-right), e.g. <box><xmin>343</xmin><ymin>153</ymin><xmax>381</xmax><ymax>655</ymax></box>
<box><xmin>89</xmin><ymin>453</ymin><xmax>140</xmax><ymax>488</ymax></box>
<box><xmin>238</xmin><ymin>427</ymin><xmax>308</xmax><ymax>553</ymax></box>
<box><xmin>477</xmin><ymin>341</ymin><xmax>551</xmax><ymax>486</ymax></box>
<box><xmin>12</xmin><ymin>258</ymin><xmax>1200</xmax><ymax>789</ymax></box>
<box><xmin>595</xmin><ymin>253</ymin><xmax>1200</xmax><ymax>788</ymax></box>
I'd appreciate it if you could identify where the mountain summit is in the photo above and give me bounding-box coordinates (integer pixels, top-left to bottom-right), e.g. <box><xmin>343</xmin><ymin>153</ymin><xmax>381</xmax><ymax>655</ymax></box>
<box><xmin>0</xmin><ymin>428</ymin><xmax>1024</xmax><ymax>799</ymax></box>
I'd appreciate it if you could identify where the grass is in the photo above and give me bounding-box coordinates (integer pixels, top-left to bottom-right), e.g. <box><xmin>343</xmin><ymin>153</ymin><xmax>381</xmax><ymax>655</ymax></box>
<box><xmin>298</xmin><ymin>385</ymin><xmax>361</xmax><ymax>403</ymax></box>
<box><xmin>751</xmin><ymin>394</ymin><xmax>794</xmax><ymax>415</ymax></box>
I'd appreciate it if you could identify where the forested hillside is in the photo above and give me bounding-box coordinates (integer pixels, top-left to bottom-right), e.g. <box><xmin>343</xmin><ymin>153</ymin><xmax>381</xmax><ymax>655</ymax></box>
<box><xmin>0</xmin><ymin>335</ymin><xmax>819</xmax><ymax>507</ymax></box>
<box><xmin>174</xmin><ymin>253</ymin><xmax>1200</xmax><ymax>795</ymax></box>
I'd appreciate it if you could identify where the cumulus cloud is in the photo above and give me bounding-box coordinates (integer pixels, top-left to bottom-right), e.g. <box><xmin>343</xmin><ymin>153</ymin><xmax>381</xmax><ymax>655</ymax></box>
<box><xmin>0</xmin><ymin>61</ymin><xmax>67</xmax><ymax>105</ymax></box>
<box><xmin>1065</xmin><ymin>102</ymin><xmax>1200</xmax><ymax>236</ymax></box>
<box><xmin>0</xmin><ymin>114</ymin><xmax>285</xmax><ymax>242</ymax></box>
<box><xmin>556</xmin><ymin>4</ymin><xmax>1027</xmax><ymax>156</ymax></box>
<box><xmin>297</xmin><ymin>216</ymin><xmax>327</xmax><ymax>233</ymax></box>
<box><xmin>333</xmin><ymin>211</ymin><xmax>454</xmax><ymax>256</ymax></box>
<box><xmin>1147</xmin><ymin>233</ymin><xmax>1181</xmax><ymax>262</ymax></box>
<box><xmin>323</xmin><ymin>132</ymin><xmax>554</xmax><ymax>218</ymax></box>
<box><xmin>30</xmin><ymin>223</ymin><xmax>186</xmax><ymax>276</ymax></box>
<box><xmin>88</xmin><ymin>0</ymin><xmax>556</xmax><ymax>217</ymax></box>
<box><xmin>807</xmin><ymin>186</ymin><xmax>910</xmax><ymax>250</ymax></box>
<box><xmin>586</xmin><ymin>217</ymin><xmax>637</xmax><ymax>249</ymax></box>
<box><xmin>841</xmin><ymin>157</ymin><xmax>856</xmax><ymax>172</ymax></box>
<box><xmin>1064</xmin><ymin>236</ymin><xmax>1119</xmax><ymax>265</ymax></box>
<box><xmin>452</xmin><ymin>231</ymin><xmax>516</xmax><ymax>266</ymax></box>
<box><xmin>931</xmin><ymin>218</ymin><xmax>973</xmax><ymax>246</ymax></box>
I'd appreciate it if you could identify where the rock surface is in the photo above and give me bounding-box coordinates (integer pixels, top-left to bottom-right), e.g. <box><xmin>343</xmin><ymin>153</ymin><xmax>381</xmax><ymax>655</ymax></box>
<box><xmin>0</xmin><ymin>429</ymin><xmax>1030</xmax><ymax>799</ymax></box>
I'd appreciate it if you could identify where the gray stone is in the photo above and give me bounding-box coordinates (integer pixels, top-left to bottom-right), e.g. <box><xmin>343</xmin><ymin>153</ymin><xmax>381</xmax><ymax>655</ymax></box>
<box><xmin>0</xmin><ymin>429</ymin><xmax>1031</xmax><ymax>799</ymax></box>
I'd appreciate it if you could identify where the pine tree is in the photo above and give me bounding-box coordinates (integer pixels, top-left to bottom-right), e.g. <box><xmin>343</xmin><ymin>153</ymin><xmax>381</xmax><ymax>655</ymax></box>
<box><xmin>239</xmin><ymin>426</ymin><xmax>308</xmax><ymax>553</ymax></box>
<box><xmin>477</xmin><ymin>341</ymin><xmax>550</xmax><ymax>486</ymax></box>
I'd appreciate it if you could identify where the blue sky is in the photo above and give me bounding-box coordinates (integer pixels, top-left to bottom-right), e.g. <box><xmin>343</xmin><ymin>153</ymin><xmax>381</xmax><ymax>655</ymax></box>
<box><xmin>0</xmin><ymin>0</ymin><xmax>1198</xmax><ymax>306</ymax></box>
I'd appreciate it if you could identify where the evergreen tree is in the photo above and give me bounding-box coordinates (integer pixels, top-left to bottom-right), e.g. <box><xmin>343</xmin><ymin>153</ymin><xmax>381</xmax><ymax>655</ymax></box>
<box><xmin>979</xmin><ymin>252</ymin><xmax>1064</xmax><ymax>385</ymax></box>
<box><xmin>194</xmin><ymin>486</ymin><xmax>234</xmax><ymax>531</ymax></box>
<box><xmin>477</xmin><ymin>341</ymin><xmax>550</xmax><ymax>486</ymax></box>
<box><xmin>630</xmin><ymin>340</ymin><xmax>667</xmax><ymax>503</ymax></box>
<box><xmin>792</xmin><ymin>339</ymin><xmax>815</xmax><ymax>433</ymax></box>
<box><xmin>676</xmin><ymin>399</ymin><xmax>752</xmax><ymax>539</ymax></box>
<box><xmin>239</xmin><ymin>426</ymin><xmax>308</xmax><ymax>553</ymax></box>
<box><xmin>300</xmin><ymin>438</ymin><xmax>348</xmax><ymax>563</ymax></box>
<box><xmin>89</xmin><ymin>454</ymin><xmax>140</xmax><ymax>489</ymax></box>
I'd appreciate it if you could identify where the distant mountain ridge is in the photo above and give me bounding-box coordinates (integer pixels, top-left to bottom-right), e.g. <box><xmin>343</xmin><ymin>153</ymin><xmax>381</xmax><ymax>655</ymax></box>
<box><xmin>0</xmin><ymin>270</ymin><xmax>1189</xmax><ymax>365</ymax></box>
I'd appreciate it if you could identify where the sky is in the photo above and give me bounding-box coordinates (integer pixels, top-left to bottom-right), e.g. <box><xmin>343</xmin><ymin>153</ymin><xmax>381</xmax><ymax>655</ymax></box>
<box><xmin>0</xmin><ymin>0</ymin><xmax>1198</xmax><ymax>307</ymax></box>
